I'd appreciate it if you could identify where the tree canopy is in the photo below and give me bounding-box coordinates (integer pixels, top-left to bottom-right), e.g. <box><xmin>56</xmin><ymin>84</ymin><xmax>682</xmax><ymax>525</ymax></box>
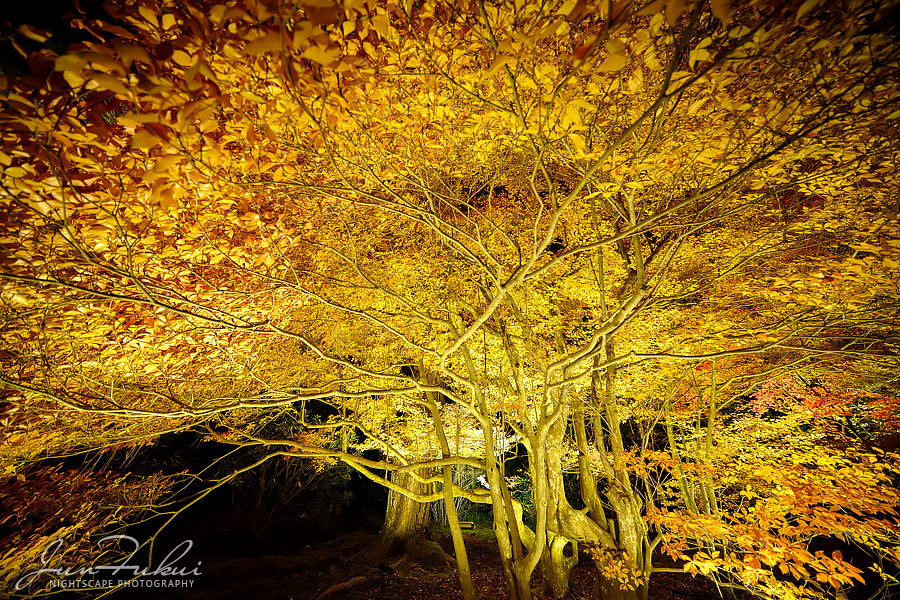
<box><xmin>2</xmin><ymin>0</ymin><xmax>899</xmax><ymax>599</ymax></box>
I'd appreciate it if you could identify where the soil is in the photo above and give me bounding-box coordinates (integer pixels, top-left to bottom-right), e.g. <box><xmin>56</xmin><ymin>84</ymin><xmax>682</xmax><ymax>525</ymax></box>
<box><xmin>122</xmin><ymin>523</ymin><xmax>755</xmax><ymax>600</ymax></box>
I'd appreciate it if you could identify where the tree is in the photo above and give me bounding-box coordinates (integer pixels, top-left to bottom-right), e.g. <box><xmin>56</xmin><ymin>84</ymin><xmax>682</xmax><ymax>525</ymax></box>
<box><xmin>0</xmin><ymin>463</ymin><xmax>184</xmax><ymax>596</ymax></box>
<box><xmin>2</xmin><ymin>0</ymin><xmax>899</xmax><ymax>599</ymax></box>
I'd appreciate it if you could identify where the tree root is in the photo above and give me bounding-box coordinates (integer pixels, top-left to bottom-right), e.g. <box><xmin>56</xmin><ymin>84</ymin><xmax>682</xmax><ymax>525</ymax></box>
<box><xmin>353</xmin><ymin>532</ymin><xmax>456</xmax><ymax>570</ymax></box>
<box><xmin>314</xmin><ymin>574</ymin><xmax>369</xmax><ymax>600</ymax></box>
<box><xmin>317</xmin><ymin>530</ymin><xmax>456</xmax><ymax>599</ymax></box>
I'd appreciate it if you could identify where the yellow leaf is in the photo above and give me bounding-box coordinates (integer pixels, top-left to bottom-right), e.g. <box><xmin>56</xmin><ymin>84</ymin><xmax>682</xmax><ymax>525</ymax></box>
<box><xmin>245</xmin><ymin>32</ymin><xmax>283</xmax><ymax>56</ymax></box>
<box><xmin>605</xmin><ymin>38</ymin><xmax>626</xmax><ymax>54</ymax></box>
<box><xmin>710</xmin><ymin>0</ymin><xmax>730</xmax><ymax>22</ymax></box>
<box><xmin>55</xmin><ymin>54</ymin><xmax>87</xmax><ymax>72</ymax></box>
<box><xmin>485</xmin><ymin>55</ymin><xmax>515</xmax><ymax>79</ymax></box>
<box><xmin>17</xmin><ymin>24</ymin><xmax>49</xmax><ymax>42</ymax></box>
<box><xmin>172</xmin><ymin>50</ymin><xmax>193</xmax><ymax>66</ymax></box>
<box><xmin>132</xmin><ymin>128</ymin><xmax>161</xmax><ymax>149</ymax></box>
<box><xmin>138</xmin><ymin>5</ymin><xmax>158</xmax><ymax>24</ymax></box>
<box><xmin>4</xmin><ymin>166</ymin><xmax>27</xmax><ymax>178</ymax></box>
<box><xmin>371</xmin><ymin>14</ymin><xmax>390</xmax><ymax>39</ymax></box>
<box><xmin>688</xmin><ymin>48</ymin><xmax>711</xmax><ymax>69</ymax></box>
<box><xmin>302</xmin><ymin>44</ymin><xmax>339</xmax><ymax>65</ymax></box>
<box><xmin>153</xmin><ymin>155</ymin><xmax>181</xmax><ymax>172</ymax></box>
<box><xmin>90</xmin><ymin>73</ymin><xmax>129</xmax><ymax>95</ymax></box>
<box><xmin>569</xmin><ymin>133</ymin><xmax>587</xmax><ymax>153</ymax></box>
<box><xmin>557</xmin><ymin>0</ymin><xmax>577</xmax><ymax>15</ymax></box>
<box><xmin>564</xmin><ymin>102</ymin><xmax>583</xmax><ymax>127</ymax></box>
<box><xmin>63</xmin><ymin>71</ymin><xmax>85</xmax><ymax>88</ymax></box>
<box><xmin>116</xmin><ymin>44</ymin><xmax>152</xmax><ymax>66</ymax></box>
<box><xmin>637</xmin><ymin>0</ymin><xmax>666</xmax><ymax>16</ymax></box>
<box><xmin>597</xmin><ymin>53</ymin><xmax>629</xmax><ymax>72</ymax></box>
<box><xmin>687</xmin><ymin>97</ymin><xmax>708</xmax><ymax>114</ymax></box>
<box><xmin>239</xmin><ymin>90</ymin><xmax>267</xmax><ymax>103</ymax></box>
<box><xmin>209</xmin><ymin>4</ymin><xmax>227</xmax><ymax>25</ymax></box>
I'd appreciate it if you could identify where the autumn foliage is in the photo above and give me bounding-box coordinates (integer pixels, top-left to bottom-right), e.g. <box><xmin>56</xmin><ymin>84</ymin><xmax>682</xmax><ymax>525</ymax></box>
<box><xmin>1</xmin><ymin>0</ymin><xmax>900</xmax><ymax>599</ymax></box>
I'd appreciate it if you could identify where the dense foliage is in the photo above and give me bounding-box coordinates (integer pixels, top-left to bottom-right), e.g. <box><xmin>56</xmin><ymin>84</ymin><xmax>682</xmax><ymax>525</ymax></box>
<box><xmin>2</xmin><ymin>0</ymin><xmax>899</xmax><ymax>599</ymax></box>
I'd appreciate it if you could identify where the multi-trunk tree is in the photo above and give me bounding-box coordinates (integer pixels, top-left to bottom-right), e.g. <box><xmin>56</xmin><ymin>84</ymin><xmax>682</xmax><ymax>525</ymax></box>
<box><xmin>2</xmin><ymin>0</ymin><xmax>899</xmax><ymax>599</ymax></box>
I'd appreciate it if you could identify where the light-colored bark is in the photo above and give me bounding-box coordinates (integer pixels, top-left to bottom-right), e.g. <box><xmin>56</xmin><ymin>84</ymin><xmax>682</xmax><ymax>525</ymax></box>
<box><xmin>380</xmin><ymin>470</ymin><xmax>455</xmax><ymax>569</ymax></box>
<box><xmin>422</xmin><ymin>374</ymin><xmax>476</xmax><ymax>600</ymax></box>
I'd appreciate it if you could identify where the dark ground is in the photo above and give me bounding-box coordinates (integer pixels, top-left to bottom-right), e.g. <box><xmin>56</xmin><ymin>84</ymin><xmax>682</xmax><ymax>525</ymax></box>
<box><xmin>122</xmin><ymin>519</ymin><xmax>754</xmax><ymax>600</ymax></box>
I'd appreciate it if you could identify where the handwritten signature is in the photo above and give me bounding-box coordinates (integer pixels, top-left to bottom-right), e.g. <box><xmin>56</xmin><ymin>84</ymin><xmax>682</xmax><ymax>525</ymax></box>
<box><xmin>16</xmin><ymin>535</ymin><xmax>202</xmax><ymax>591</ymax></box>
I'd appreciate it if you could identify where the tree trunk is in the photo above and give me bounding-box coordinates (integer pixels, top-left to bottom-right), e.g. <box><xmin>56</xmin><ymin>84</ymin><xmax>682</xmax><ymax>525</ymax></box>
<box><xmin>421</xmin><ymin>377</ymin><xmax>476</xmax><ymax>600</ymax></box>
<box><xmin>378</xmin><ymin>470</ymin><xmax>455</xmax><ymax>569</ymax></box>
<box><xmin>486</xmin><ymin>462</ymin><xmax>530</xmax><ymax>600</ymax></box>
<box><xmin>382</xmin><ymin>469</ymin><xmax>430</xmax><ymax>547</ymax></box>
<box><xmin>538</xmin><ymin>532</ymin><xmax>578</xmax><ymax>598</ymax></box>
<box><xmin>535</xmin><ymin>386</ymin><xmax>583</xmax><ymax>598</ymax></box>
<box><xmin>595</xmin><ymin>563</ymin><xmax>641</xmax><ymax>600</ymax></box>
<box><xmin>594</xmin><ymin>340</ymin><xmax>650</xmax><ymax>600</ymax></box>
<box><xmin>592</xmin><ymin>508</ymin><xmax>646</xmax><ymax>600</ymax></box>
<box><xmin>439</xmin><ymin>466</ymin><xmax>477</xmax><ymax>600</ymax></box>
